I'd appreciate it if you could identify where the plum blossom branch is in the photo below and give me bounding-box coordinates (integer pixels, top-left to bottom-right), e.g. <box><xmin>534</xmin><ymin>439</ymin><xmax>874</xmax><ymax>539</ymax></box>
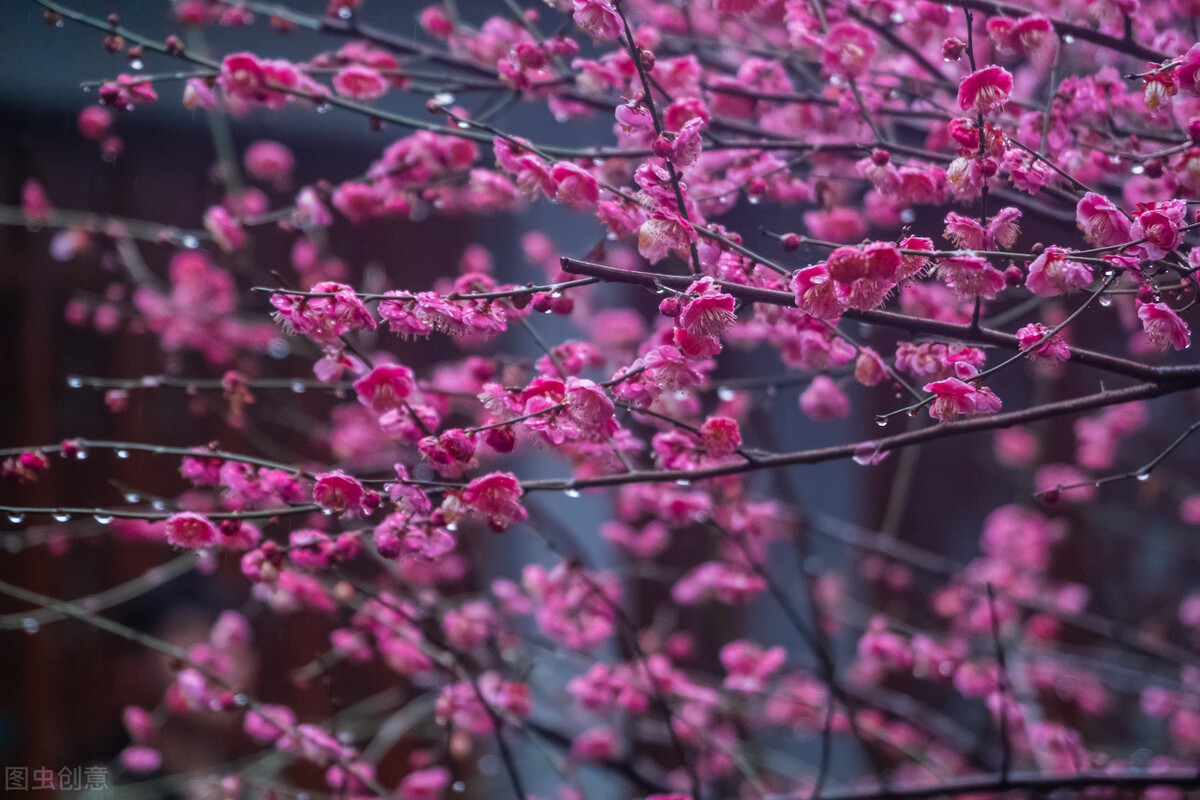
<box><xmin>560</xmin><ymin>257</ymin><xmax>1188</xmax><ymax>382</ymax></box>
<box><xmin>0</xmin><ymin>553</ymin><xmax>197</xmax><ymax>630</ymax></box>
<box><xmin>513</xmin><ymin>382</ymin><xmax>1186</xmax><ymax>493</ymax></box>
<box><xmin>1034</xmin><ymin>415</ymin><xmax>1200</xmax><ymax>498</ymax></box>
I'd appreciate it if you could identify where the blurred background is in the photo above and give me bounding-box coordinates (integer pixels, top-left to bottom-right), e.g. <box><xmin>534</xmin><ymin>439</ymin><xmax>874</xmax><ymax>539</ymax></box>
<box><xmin>1</xmin><ymin>1</ymin><xmax>1198</xmax><ymax>797</ymax></box>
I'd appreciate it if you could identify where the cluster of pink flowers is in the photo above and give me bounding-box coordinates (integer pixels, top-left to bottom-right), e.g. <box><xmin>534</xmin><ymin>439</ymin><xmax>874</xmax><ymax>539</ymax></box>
<box><xmin>134</xmin><ymin>252</ymin><xmax>277</xmax><ymax>363</ymax></box>
<box><xmin>22</xmin><ymin>0</ymin><xmax>1200</xmax><ymax>797</ymax></box>
<box><xmin>517</xmin><ymin>561</ymin><xmax>620</xmax><ymax>649</ymax></box>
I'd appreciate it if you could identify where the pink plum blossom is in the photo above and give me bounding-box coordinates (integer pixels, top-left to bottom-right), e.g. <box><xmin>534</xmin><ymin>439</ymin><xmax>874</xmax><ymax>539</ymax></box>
<box><xmin>1138</xmin><ymin>302</ymin><xmax>1191</xmax><ymax>351</ymax></box>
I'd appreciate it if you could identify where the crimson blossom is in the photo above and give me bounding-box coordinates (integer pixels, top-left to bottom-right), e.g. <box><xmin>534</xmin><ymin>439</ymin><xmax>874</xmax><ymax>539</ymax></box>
<box><xmin>7</xmin><ymin>1</ymin><xmax>1200</xmax><ymax>799</ymax></box>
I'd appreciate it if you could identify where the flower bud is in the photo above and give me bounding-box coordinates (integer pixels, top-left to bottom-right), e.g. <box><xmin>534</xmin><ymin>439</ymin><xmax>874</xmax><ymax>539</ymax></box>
<box><xmin>531</xmin><ymin>292</ymin><xmax>554</xmax><ymax>313</ymax></box>
<box><xmin>941</xmin><ymin>37</ymin><xmax>966</xmax><ymax>61</ymax></box>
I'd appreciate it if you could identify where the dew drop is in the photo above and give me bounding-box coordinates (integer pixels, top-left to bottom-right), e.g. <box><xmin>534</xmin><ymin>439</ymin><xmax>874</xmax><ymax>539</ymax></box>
<box><xmin>1136</xmin><ymin>472</ymin><xmax>1151</xmax><ymax>481</ymax></box>
<box><xmin>321</xmin><ymin>508</ymin><xmax>334</xmax><ymax>516</ymax></box>
<box><xmin>717</xmin><ymin>386</ymin><xmax>735</xmax><ymax>402</ymax></box>
<box><xmin>1063</xmin><ymin>34</ymin><xmax>1075</xmax><ymax>44</ymax></box>
<box><xmin>116</xmin><ymin>449</ymin><xmax>130</xmax><ymax>459</ymax></box>
<box><xmin>455</xmin><ymin>120</ymin><xmax>470</xmax><ymax>129</ymax></box>
<box><xmin>93</xmin><ymin>514</ymin><xmax>114</xmax><ymax>525</ymax></box>
<box><xmin>75</xmin><ymin>448</ymin><xmax>88</xmax><ymax>460</ymax></box>
<box><xmin>6</xmin><ymin>512</ymin><xmax>26</xmax><ymax>524</ymax></box>
<box><xmin>1131</xmin><ymin>164</ymin><xmax>1145</xmax><ymax>175</ymax></box>
<box><xmin>52</xmin><ymin>511</ymin><xmax>72</xmax><ymax>522</ymax></box>
<box><xmin>151</xmin><ymin>500</ymin><xmax>166</xmax><ymax>511</ymax></box>
<box><xmin>1098</xmin><ymin>295</ymin><xmax>1112</xmax><ymax>307</ymax></box>
<box><xmin>433</xmin><ymin>92</ymin><xmax>456</xmax><ymax>106</ymax></box>
<box><xmin>291</xmin><ymin>381</ymin><xmax>307</xmax><ymax>394</ymax></box>
<box><xmin>446</xmin><ymin>522</ymin><xmax>458</xmax><ymax>532</ymax></box>
<box><xmin>81</xmin><ymin>85</ymin><xmax>92</xmax><ymax>93</ymax></box>
<box><xmin>181</xmin><ymin>235</ymin><xmax>200</xmax><ymax>249</ymax></box>
<box><xmin>67</xmin><ymin>376</ymin><xmax>84</xmax><ymax>389</ymax></box>
<box><xmin>675</xmin><ymin>479</ymin><xmax>691</xmax><ymax>487</ymax></box>
<box><xmin>875</xmin><ymin>415</ymin><xmax>889</xmax><ymax>427</ymax></box>
<box><xmin>747</xmin><ymin>195</ymin><xmax>761</xmax><ymax>205</ymax></box>
<box><xmin>900</xmin><ymin>209</ymin><xmax>916</xmax><ymax>224</ymax></box>
<box><xmin>452</xmin><ymin>782</ymin><xmax>466</xmax><ymax>793</ymax></box>
<box><xmin>315</xmin><ymin>103</ymin><xmax>331</xmax><ymax>114</ymax></box>
<box><xmin>890</xmin><ymin>11</ymin><xmax>905</xmax><ymax>22</ymax></box>
<box><xmin>267</xmin><ymin>338</ymin><xmax>290</xmax><ymax>359</ymax></box>
<box><xmin>22</xmin><ymin>617</ymin><xmax>39</xmax><ymax>635</ymax></box>
<box><xmin>337</xmin><ymin>6</ymin><xmax>352</xmax><ymax>18</ymax></box>
<box><xmin>234</xmin><ymin>693</ymin><xmax>249</xmax><ymax>706</ymax></box>
<box><xmin>124</xmin><ymin>492</ymin><xmax>140</xmax><ymax>503</ymax></box>
<box><xmin>129</xmin><ymin>59</ymin><xmax>144</xmax><ymax>70</ymax></box>
<box><xmin>564</xmin><ymin>488</ymin><xmax>581</xmax><ymax>499</ymax></box>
